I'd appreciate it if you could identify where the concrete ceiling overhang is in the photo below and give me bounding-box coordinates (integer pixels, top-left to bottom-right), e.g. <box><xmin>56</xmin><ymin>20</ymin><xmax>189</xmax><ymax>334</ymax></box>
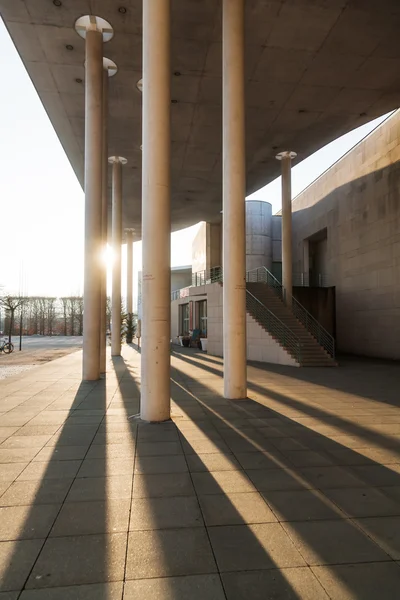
<box><xmin>2</xmin><ymin>0</ymin><xmax>400</xmax><ymax>240</ymax></box>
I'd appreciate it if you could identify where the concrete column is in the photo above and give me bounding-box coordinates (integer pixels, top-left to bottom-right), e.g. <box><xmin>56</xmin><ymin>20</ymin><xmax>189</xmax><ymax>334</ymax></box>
<box><xmin>276</xmin><ymin>151</ymin><xmax>297</xmax><ymax>306</ymax></box>
<box><xmin>99</xmin><ymin>58</ymin><xmax>117</xmax><ymax>374</ymax></box>
<box><xmin>75</xmin><ymin>15</ymin><xmax>113</xmax><ymax>381</ymax></box>
<box><xmin>303</xmin><ymin>239</ymin><xmax>310</xmax><ymax>287</ymax></box>
<box><xmin>125</xmin><ymin>229</ymin><xmax>134</xmax><ymax>314</ymax></box>
<box><xmin>109</xmin><ymin>156</ymin><xmax>127</xmax><ymax>357</ymax></box>
<box><xmin>222</xmin><ymin>0</ymin><xmax>247</xmax><ymax>400</ymax></box>
<box><xmin>141</xmin><ymin>0</ymin><xmax>171</xmax><ymax>422</ymax></box>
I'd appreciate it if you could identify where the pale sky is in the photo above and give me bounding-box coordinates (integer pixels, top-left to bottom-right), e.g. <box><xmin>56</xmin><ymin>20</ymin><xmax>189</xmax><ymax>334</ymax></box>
<box><xmin>0</xmin><ymin>18</ymin><xmax>389</xmax><ymax>305</ymax></box>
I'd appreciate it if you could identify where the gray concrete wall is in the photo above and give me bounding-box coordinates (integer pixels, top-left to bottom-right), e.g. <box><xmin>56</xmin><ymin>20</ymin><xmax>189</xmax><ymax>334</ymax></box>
<box><xmin>291</xmin><ymin>110</ymin><xmax>400</xmax><ymax>359</ymax></box>
<box><xmin>246</xmin><ymin>201</ymin><xmax>273</xmax><ymax>271</ymax></box>
<box><xmin>171</xmin><ymin>269</ymin><xmax>192</xmax><ymax>292</ymax></box>
<box><xmin>272</xmin><ymin>216</ymin><xmax>282</xmax><ymax>262</ymax></box>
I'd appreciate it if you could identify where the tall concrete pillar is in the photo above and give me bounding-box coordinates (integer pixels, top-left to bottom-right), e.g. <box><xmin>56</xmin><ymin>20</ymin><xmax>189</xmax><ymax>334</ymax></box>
<box><xmin>100</xmin><ymin>57</ymin><xmax>117</xmax><ymax>374</ymax></box>
<box><xmin>222</xmin><ymin>0</ymin><xmax>247</xmax><ymax>400</ymax></box>
<box><xmin>74</xmin><ymin>15</ymin><xmax>113</xmax><ymax>381</ymax></box>
<box><xmin>276</xmin><ymin>151</ymin><xmax>297</xmax><ymax>306</ymax></box>
<box><xmin>109</xmin><ymin>156</ymin><xmax>127</xmax><ymax>357</ymax></box>
<box><xmin>141</xmin><ymin>0</ymin><xmax>171</xmax><ymax>422</ymax></box>
<box><xmin>303</xmin><ymin>239</ymin><xmax>310</xmax><ymax>287</ymax></box>
<box><xmin>125</xmin><ymin>228</ymin><xmax>134</xmax><ymax>314</ymax></box>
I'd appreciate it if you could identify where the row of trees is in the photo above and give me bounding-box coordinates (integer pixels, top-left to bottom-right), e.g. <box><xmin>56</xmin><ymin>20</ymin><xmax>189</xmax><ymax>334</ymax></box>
<box><xmin>0</xmin><ymin>296</ymin><xmax>113</xmax><ymax>340</ymax></box>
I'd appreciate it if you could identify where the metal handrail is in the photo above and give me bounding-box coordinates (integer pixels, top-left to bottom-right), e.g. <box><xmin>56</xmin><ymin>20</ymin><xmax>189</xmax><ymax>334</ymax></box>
<box><xmin>246</xmin><ymin>290</ymin><xmax>302</xmax><ymax>364</ymax></box>
<box><xmin>246</xmin><ymin>266</ymin><xmax>335</xmax><ymax>359</ymax></box>
<box><xmin>171</xmin><ymin>287</ymin><xmax>190</xmax><ymax>301</ymax></box>
<box><xmin>192</xmin><ymin>266</ymin><xmax>223</xmax><ymax>287</ymax></box>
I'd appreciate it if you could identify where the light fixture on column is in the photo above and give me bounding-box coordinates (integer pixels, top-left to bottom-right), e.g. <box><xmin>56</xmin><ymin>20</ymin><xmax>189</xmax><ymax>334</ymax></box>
<box><xmin>125</xmin><ymin>227</ymin><xmax>135</xmax><ymax>239</ymax></box>
<box><xmin>75</xmin><ymin>15</ymin><xmax>114</xmax><ymax>42</ymax></box>
<box><xmin>136</xmin><ymin>78</ymin><xmax>143</xmax><ymax>93</ymax></box>
<box><xmin>275</xmin><ymin>151</ymin><xmax>297</xmax><ymax>162</ymax></box>
<box><xmin>103</xmin><ymin>57</ymin><xmax>118</xmax><ymax>78</ymax></box>
<box><xmin>108</xmin><ymin>156</ymin><xmax>128</xmax><ymax>166</ymax></box>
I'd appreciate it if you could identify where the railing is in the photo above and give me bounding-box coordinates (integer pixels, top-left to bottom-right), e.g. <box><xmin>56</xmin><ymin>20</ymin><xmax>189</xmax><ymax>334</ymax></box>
<box><xmin>246</xmin><ymin>290</ymin><xmax>302</xmax><ymax>364</ymax></box>
<box><xmin>171</xmin><ymin>267</ymin><xmax>223</xmax><ymax>301</ymax></box>
<box><xmin>192</xmin><ymin>266</ymin><xmax>223</xmax><ymax>287</ymax></box>
<box><xmin>246</xmin><ymin>266</ymin><xmax>283</xmax><ymax>299</ymax></box>
<box><xmin>246</xmin><ymin>266</ymin><xmax>335</xmax><ymax>359</ymax></box>
<box><xmin>292</xmin><ymin>272</ymin><xmax>329</xmax><ymax>287</ymax></box>
<box><xmin>171</xmin><ymin>287</ymin><xmax>190</xmax><ymax>301</ymax></box>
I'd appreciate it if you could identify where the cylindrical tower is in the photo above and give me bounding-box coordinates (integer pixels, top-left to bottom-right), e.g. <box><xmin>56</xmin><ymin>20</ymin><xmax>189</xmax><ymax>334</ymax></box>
<box><xmin>245</xmin><ymin>200</ymin><xmax>273</xmax><ymax>271</ymax></box>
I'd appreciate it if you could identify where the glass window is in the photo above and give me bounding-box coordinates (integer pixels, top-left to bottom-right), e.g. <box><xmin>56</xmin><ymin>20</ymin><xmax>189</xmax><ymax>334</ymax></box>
<box><xmin>197</xmin><ymin>300</ymin><xmax>207</xmax><ymax>337</ymax></box>
<box><xmin>180</xmin><ymin>303</ymin><xmax>190</xmax><ymax>335</ymax></box>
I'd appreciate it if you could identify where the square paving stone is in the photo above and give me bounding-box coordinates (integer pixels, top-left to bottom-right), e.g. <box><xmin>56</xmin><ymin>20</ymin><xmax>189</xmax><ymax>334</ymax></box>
<box><xmin>86</xmin><ymin>444</ymin><xmax>135</xmax><ymax>460</ymax></box>
<box><xmin>1</xmin><ymin>436</ymin><xmax>52</xmax><ymax>449</ymax></box>
<box><xmin>312</xmin><ymin>562</ymin><xmax>400</xmax><ymax>600</ymax></box>
<box><xmin>283</xmin><ymin>450</ymin><xmax>334</xmax><ymax>467</ymax></box>
<box><xmin>17</xmin><ymin>461</ymin><xmax>82</xmax><ymax>481</ymax></box>
<box><xmin>51</xmin><ymin>499</ymin><xmax>130</xmax><ymax>536</ymax></box>
<box><xmin>192</xmin><ymin>470</ymin><xmax>256</xmax><ymax>495</ymax></box>
<box><xmin>186</xmin><ymin>453</ymin><xmax>240</xmax><ymax>473</ymax></box>
<box><xmin>349</xmin><ymin>465</ymin><xmax>400</xmax><ymax>487</ymax></box>
<box><xmin>20</xmin><ymin>582</ymin><xmax>123</xmax><ymax>599</ymax></box>
<box><xmin>0</xmin><ymin>479</ymin><xmax>73</xmax><ymax>507</ymax></box>
<box><xmin>0</xmin><ymin>464</ymin><xmax>28</xmax><ymax>482</ymax></box>
<box><xmin>26</xmin><ymin>533</ymin><xmax>127</xmax><ymax>589</ymax></box>
<box><xmin>0</xmin><ymin>539</ymin><xmax>43</xmax><ymax>592</ymax></box>
<box><xmin>299</xmin><ymin>466</ymin><xmax>365</xmax><ymax>489</ymax></box>
<box><xmin>355</xmin><ymin>516</ymin><xmax>400</xmax><ymax>559</ymax></box>
<box><xmin>208</xmin><ymin>523</ymin><xmax>305</xmax><ymax>572</ymax></box>
<box><xmin>138</xmin><ymin>430</ymin><xmax>179</xmax><ymax>443</ymax></box>
<box><xmin>199</xmin><ymin>492</ymin><xmax>277</xmax><ymax>526</ymax></box>
<box><xmin>136</xmin><ymin>442</ymin><xmax>182</xmax><ymax>457</ymax></box>
<box><xmin>235</xmin><ymin>452</ymin><xmax>289</xmax><ymax>471</ymax></box>
<box><xmin>181</xmin><ymin>439</ymin><xmax>231</xmax><ymax>455</ymax></box>
<box><xmin>222</xmin><ymin>567</ymin><xmax>330</xmax><ymax>600</ymax></box>
<box><xmin>0</xmin><ymin>449</ymin><xmax>40</xmax><ymax>464</ymax></box>
<box><xmin>124</xmin><ymin>574</ymin><xmax>225</xmax><ymax>599</ymax></box>
<box><xmin>17</xmin><ymin>426</ymin><xmax>60</xmax><ymax>437</ymax></box>
<box><xmin>130</xmin><ymin>496</ymin><xmax>203</xmax><ymax>530</ymax></box>
<box><xmin>262</xmin><ymin>489</ymin><xmax>345</xmax><ymax>522</ymax></box>
<box><xmin>0</xmin><ymin>505</ymin><xmax>60</xmax><ymax>540</ymax></box>
<box><xmin>132</xmin><ymin>473</ymin><xmax>195</xmax><ymax>498</ymax></box>
<box><xmin>0</xmin><ymin>592</ymin><xmax>18</xmax><ymax>599</ymax></box>
<box><xmin>33</xmin><ymin>446</ymin><xmax>89</xmax><ymax>462</ymax></box>
<box><xmin>246</xmin><ymin>468</ymin><xmax>310</xmax><ymax>492</ymax></box>
<box><xmin>282</xmin><ymin>519</ymin><xmax>389</xmax><ymax>565</ymax></box>
<box><xmin>323</xmin><ymin>486</ymin><xmax>400</xmax><ymax>518</ymax></box>
<box><xmin>126</xmin><ymin>528</ymin><xmax>217</xmax><ymax>579</ymax></box>
<box><xmin>77</xmin><ymin>458</ymin><xmax>133</xmax><ymax>478</ymax></box>
<box><xmin>134</xmin><ymin>455</ymin><xmax>188</xmax><ymax>475</ymax></box>
<box><xmin>66</xmin><ymin>475</ymin><xmax>133</xmax><ymax>503</ymax></box>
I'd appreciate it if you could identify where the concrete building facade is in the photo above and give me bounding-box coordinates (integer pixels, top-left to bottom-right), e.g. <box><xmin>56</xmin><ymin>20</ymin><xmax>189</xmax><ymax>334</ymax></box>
<box><xmin>292</xmin><ymin>110</ymin><xmax>400</xmax><ymax>359</ymax></box>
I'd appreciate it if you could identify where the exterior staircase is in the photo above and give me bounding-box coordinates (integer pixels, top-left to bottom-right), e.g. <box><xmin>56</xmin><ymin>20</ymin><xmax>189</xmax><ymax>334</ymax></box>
<box><xmin>246</xmin><ymin>278</ymin><xmax>337</xmax><ymax>367</ymax></box>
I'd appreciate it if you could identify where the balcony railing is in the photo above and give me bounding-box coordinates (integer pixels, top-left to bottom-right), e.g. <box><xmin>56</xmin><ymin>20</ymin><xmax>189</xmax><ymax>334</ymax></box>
<box><xmin>192</xmin><ymin>266</ymin><xmax>223</xmax><ymax>287</ymax></box>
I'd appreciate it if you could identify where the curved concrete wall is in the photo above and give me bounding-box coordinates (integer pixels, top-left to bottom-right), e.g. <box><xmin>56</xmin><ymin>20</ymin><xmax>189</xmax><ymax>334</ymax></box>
<box><xmin>246</xmin><ymin>200</ymin><xmax>272</xmax><ymax>271</ymax></box>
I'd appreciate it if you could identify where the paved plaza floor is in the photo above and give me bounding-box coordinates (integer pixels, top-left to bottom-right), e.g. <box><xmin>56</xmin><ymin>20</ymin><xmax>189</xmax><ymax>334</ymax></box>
<box><xmin>0</xmin><ymin>346</ymin><xmax>399</xmax><ymax>598</ymax></box>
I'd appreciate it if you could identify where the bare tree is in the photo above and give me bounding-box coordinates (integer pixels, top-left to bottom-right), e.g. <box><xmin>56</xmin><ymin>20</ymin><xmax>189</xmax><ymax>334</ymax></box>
<box><xmin>76</xmin><ymin>297</ymin><xmax>84</xmax><ymax>336</ymax></box>
<box><xmin>60</xmin><ymin>297</ymin><xmax>69</xmax><ymax>335</ymax></box>
<box><xmin>68</xmin><ymin>297</ymin><xmax>78</xmax><ymax>336</ymax></box>
<box><xmin>0</xmin><ymin>296</ymin><xmax>27</xmax><ymax>344</ymax></box>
